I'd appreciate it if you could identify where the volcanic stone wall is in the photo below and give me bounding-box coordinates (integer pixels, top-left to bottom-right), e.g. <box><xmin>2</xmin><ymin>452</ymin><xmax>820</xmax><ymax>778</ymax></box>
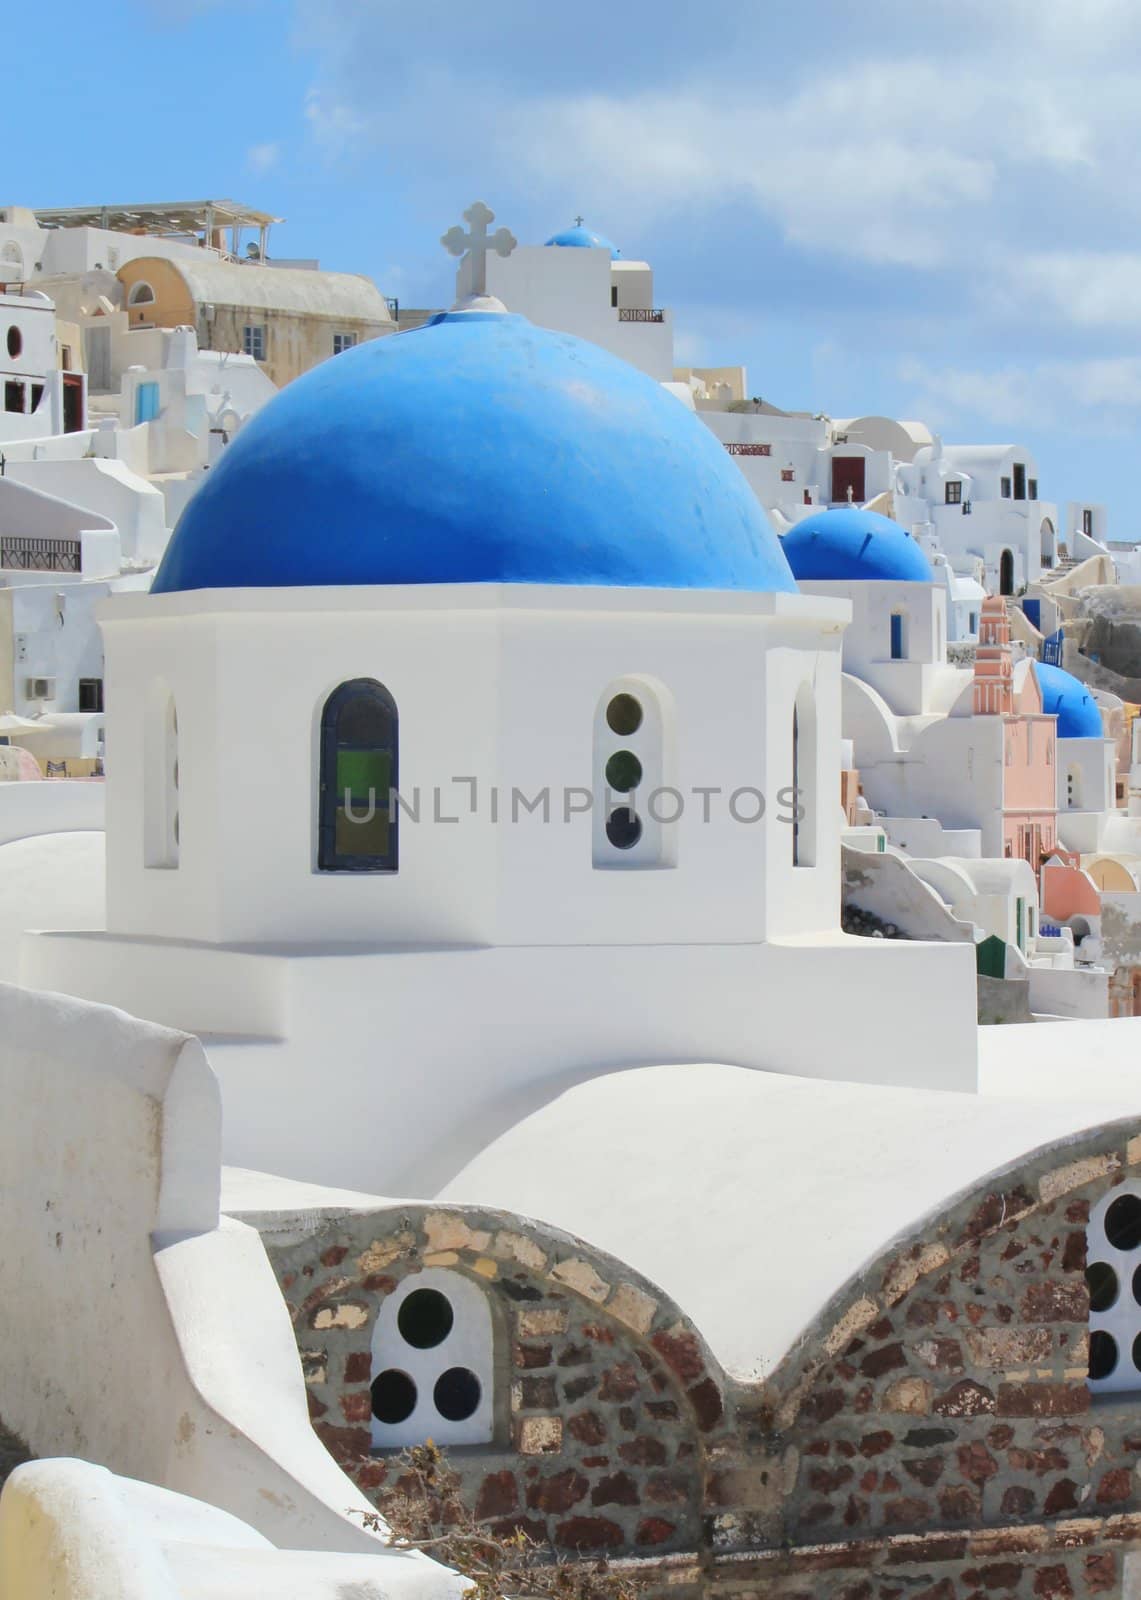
<box><xmin>259</xmin><ymin>1120</ymin><xmax>1141</xmax><ymax>1598</ymax></box>
<box><xmin>265</xmin><ymin>1207</ymin><xmax>719</xmax><ymax>1558</ymax></box>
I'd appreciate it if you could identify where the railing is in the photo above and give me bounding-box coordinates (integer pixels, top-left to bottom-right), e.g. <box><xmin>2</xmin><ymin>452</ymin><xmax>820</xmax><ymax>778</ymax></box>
<box><xmin>724</xmin><ymin>442</ymin><xmax>772</xmax><ymax>457</ymax></box>
<box><xmin>0</xmin><ymin>536</ymin><xmax>81</xmax><ymax>573</ymax></box>
<box><xmin>617</xmin><ymin>308</ymin><xmax>665</xmax><ymax>323</ymax></box>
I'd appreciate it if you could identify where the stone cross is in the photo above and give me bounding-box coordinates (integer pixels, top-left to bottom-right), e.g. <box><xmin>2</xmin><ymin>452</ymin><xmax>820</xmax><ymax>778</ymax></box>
<box><xmin>441</xmin><ymin>201</ymin><xmax>517</xmax><ymax>296</ymax></box>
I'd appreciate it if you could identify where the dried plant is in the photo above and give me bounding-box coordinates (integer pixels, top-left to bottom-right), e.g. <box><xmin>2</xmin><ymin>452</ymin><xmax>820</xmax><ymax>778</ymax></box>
<box><xmin>353</xmin><ymin>1440</ymin><xmax>644</xmax><ymax>1600</ymax></box>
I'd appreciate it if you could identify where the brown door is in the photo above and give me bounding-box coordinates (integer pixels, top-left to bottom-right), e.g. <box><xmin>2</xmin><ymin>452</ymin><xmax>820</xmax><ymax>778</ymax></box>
<box><xmin>831</xmin><ymin>457</ymin><xmax>866</xmax><ymax>505</ymax></box>
<box><xmin>62</xmin><ymin>373</ymin><xmax>84</xmax><ymax>433</ymax></box>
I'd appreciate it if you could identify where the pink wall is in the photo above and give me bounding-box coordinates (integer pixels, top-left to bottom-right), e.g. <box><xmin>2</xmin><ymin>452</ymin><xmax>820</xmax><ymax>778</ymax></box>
<box><xmin>1041</xmin><ymin>863</ymin><xmax>1101</xmax><ymax>920</ymax></box>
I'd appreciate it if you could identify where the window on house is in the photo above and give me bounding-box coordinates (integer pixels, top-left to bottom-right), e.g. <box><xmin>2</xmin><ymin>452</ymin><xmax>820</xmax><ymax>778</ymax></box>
<box><xmin>890</xmin><ymin>612</ymin><xmax>906</xmax><ymax>660</ymax></box>
<box><xmin>1087</xmin><ymin>1187</ymin><xmax>1141</xmax><ymax>1392</ymax></box>
<box><xmin>1001</xmin><ymin>477</ymin><xmax>1012</xmax><ymax>498</ymax></box>
<box><xmin>4</xmin><ymin>379</ymin><xmax>24</xmax><ymax>413</ymax></box>
<box><xmin>969</xmin><ymin>612</ymin><xmax>979</xmax><ymax>633</ymax></box>
<box><xmin>594</xmin><ymin>678</ymin><xmax>675</xmax><ymax>868</ymax></box>
<box><xmin>945</xmin><ymin>480</ymin><xmax>962</xmax><ymax>505</ymax></box>
<box><xmin>6</xmin><ymin>324</ymin><xmax>21</xmax><ymax>359</ymax></box>
<box><xmin>29</xmin><ymin>382</ymin><xmax>43</xmax><ymax>413</ymax></box>
<box><xmin>127</xmin><ymin>282</ymin><xmax>155</xmax><ymax>307</ymax></box>
<box><xmin>781</xmin><ymin>468</ymin><xmax>796</xmax><ymax>482</ymax></box>
<box><xmin>371</xmin><ymin>1270</ymin><xmax>494</xmax><ymax>1447</ymax></box>
<box><xmin>78</xmin><ymin>678</ymin><xmax>104</xmax><ymax>714</ymax></box>
<box><xmin>1013</xmin><ymin>463</ymin><xmax>1027</xmax><ymax>500</ymax></box>
<box><xmin>332</xmin><ymin>332</ymin><xmax>358</xmax><ymax>355</ymax></box>
<box><xmin>1028</xmin><ymin>478</ymin><xmax>1038</xmax><ymax>500</ymax></box>
<box><xmin>1083</xmin><ymin>509</ymin><xmax>1094</xmax><ymax>537</ymax></box>
<box><xmin>243</xmin><ymin>324</ymin><xmax>267</xmax><ymax>361</ymax></box>
<box><xmin>610</xmin><ymin>285</ymin><xmax>618</xmax><ymax>308</ymax></box>
<box><xmin>318</xmin><ymin>679</ymin><xmax>398</xmax><ymax>872</ymax></box>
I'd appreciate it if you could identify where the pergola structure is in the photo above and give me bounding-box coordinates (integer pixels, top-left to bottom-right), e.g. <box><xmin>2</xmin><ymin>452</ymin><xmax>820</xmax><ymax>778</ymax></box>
<box><xmin>32</xmin><ymin>201</ymin><xmax>283</xmax><ymax>263</ymax></box>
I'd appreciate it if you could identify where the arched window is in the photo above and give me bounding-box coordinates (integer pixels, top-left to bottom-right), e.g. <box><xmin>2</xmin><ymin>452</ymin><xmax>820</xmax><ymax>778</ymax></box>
<box><xmin>890</xmin><ymin>611</ymin><xmax>907</xmax><ymax>660</ymax></box>
<box><xmin>370</xmin><ymin>1269</ymin><xmax>494</xmax><ymax>1448</ymax></box>
<box><xmin>318</xmin><ymin>679</ymin><xmax>398</xmax><ymax>872</ymax></box>
<box><xmin>1086</xmin><ymin>1186</ymin><xmax>1141</xmax><ymax>1395</ymax></box>
<box><xmin>999</xmin><ymin>549</ymin><xmax>1015</xmax><ymax>596</ymax></box>
<box><xmin>144</xmin><ymin>686</ymin><xmax>179</xmax><ymax>869</ymax></box>
<box><xmin>592</xmin><ymin>676</ymin><xmax>676</xmax><ymax>869</ymax></box>
<box><xmin>127</xmin><ymin>281</ymin><xmax>155</xmax><ymax>307</ymax></box>
<box><xmin>1067</xmin><ymin>764</ymin><xmax>1082</xmax><ymax>810</ymax></box>
<box><xmin>792</xmin><ymin>683</ymin><xmax>817</xmax><ymax>867</ymax></box>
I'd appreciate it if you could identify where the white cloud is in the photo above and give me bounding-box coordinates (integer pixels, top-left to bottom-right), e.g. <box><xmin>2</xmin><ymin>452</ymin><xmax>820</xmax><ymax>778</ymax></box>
<box><xmin>899</xmin><ymin>355</ymin><xmax>1141</xmax><ymax>433</ymax></box>
<box><xmin>245</xmin><ymin>141</ymin><xmax>281</xmax><ymax>175</ymax></box>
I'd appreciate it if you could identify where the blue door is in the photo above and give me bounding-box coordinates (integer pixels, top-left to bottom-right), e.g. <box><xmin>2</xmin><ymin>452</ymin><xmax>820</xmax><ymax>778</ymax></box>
<box><xmin>890</xmin><ymin>613</ymin><xmax>904</xmax><ymax>660</ymax></box>
<box><xmin>135</xmin><ymin>381</ymin><xmax>160</xmax><ymax>424</ymax></box>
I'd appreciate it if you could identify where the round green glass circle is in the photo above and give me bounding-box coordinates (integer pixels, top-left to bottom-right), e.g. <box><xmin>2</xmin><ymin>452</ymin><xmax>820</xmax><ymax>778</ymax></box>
<box><xmin>605</xmin><ymin>750</ymin><xmax>643</xmax><ymax>793</ymax></box>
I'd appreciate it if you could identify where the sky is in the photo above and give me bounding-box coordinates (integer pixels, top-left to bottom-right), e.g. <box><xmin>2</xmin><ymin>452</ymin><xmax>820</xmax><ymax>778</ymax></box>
<box><xmin>10</xmin><ymin>0</ymin><xmax>1141</xmax><ymax>533</ymax></box>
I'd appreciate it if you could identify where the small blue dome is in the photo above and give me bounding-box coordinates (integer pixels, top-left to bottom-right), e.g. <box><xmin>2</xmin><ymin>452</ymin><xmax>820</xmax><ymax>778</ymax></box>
<box><xmin>545</xmin><ymin>224</ymin><xmax>621</xmax><ymax>259</ymax></box>
<box><xmin>153</xmin><ymin>312</ymin><xmax>795</xmax><ymax>596</ymax></box>
<box><xmin>1033</xmin><ymin>662</ymin><xmax>1104</xmax><ymax>739</ymax></box>
<box><xmin>782</xmin><ymin>508</ymin><xmax>934</xmax><ymax>584</ymax></box>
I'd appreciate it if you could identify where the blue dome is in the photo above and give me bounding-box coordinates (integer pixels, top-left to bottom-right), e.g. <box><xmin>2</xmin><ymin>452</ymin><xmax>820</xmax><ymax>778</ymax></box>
<box><xmin>1033</xmin><ymin>662</ymin><xmax>1104</xmax><ymax>739</ymax></box>
<box><xmin>782</xmin><ymin>508</ymin><xmax>934</xmax><ymax>583</ymax></box>
<box><xmin>153</xmin><ymin>312</ymin><xmax>795</xmax><ymax>596</ymax></box>
<box><xmin>545</xmin><ymin>224</ymin><xmax>621</xmax><ymax>259</ymax></box>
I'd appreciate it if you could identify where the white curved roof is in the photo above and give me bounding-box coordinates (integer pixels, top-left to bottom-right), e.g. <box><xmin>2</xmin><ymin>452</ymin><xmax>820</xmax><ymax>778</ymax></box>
<box><xmin>0</xmin><ymin>830</ymin><xmax>104</xmax><ymax>982</ymax></box>
<box><xmin>438</xmin><ymin>1060</ymin><xmax>1140</xmax><ymax>1383</ymax></box>
<box><xmin>140</xmin><ymin>257</ymin><xmax>393</xmax><ymax>324</ymax></box>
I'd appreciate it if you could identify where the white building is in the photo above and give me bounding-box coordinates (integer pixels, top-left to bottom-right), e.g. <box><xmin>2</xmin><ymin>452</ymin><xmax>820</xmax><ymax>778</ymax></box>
<box><xmin>21</xmin><ymin>300</ymin><xmax>976</xmax><ymax>1197</ymax></box>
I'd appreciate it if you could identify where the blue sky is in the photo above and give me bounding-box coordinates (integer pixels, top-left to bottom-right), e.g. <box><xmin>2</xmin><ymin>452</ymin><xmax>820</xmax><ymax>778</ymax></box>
<box><xmin>10</xmin><ymin>0</ymin><xmax>1141</xmax><ymax>531</ymax></box>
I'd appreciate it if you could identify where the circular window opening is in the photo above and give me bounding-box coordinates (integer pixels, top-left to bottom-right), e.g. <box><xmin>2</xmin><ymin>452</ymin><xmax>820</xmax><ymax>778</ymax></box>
<box><xmin>1104</xmin><ymin>1193</ymin><xmax>1141</xmax><ymax>1252</ymax></box>
<box><xmin>606</xmin><ymin>805</ymin><xmax>643</xmax><ymax>850</ymax></box>
<box><xmin>1087</xmin><ymin>1260</ymin><xmax>1119</xmax><ymax>1313</ymax></box>
<box><xmin>371</xmin><ymin>1368</ymin><xmax>417</xmax><ymax>1424</ymax></box>
<box><xmin>1133</xmin><ymin>1263</ymin><xmax>1141</xmax><ymax>1307</ymax></box>
<box><xmin>605</xmin><ymin>750</ymin><xmax>643</xmax><ymax>793</ymax></box>
<box><xmin>434</xmin><ymin>1366</ymin><xmax>481</xmax><ymax>1422</ymax></box>
<box><xmin>6</xmin><ymin>326</ymin><xmax>21</xmax><ymax>359</ymax></box>
<box><xmin>397</xmin><ymin>1287</ymin><xmax>454</xmax><ymax>1350</ymax></box>
<box><xmin>606</xmin><ymin>693</ymin><xmax>643</xmax><ymax>737</ymax></box>
<box><xmin>1089</xmin><ymin>1329</ymin><xmax>1118</xmax><ymax>1381</ymax></box>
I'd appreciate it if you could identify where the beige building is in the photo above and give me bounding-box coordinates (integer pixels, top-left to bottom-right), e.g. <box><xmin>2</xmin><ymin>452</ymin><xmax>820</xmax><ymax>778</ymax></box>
<box><xmin>116</xmin><ymin>254</ymin><xmax>393</xmax><ymax>387</ymax></box>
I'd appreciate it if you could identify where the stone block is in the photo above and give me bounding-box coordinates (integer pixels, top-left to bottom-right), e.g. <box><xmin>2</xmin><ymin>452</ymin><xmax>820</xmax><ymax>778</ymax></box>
<box><xmin>551</xmin><ymin>1257</ymin><xmax>610</xmax><ymax>1302</ymax></box>
<box><xmin>517</xmin><ymin>1415</ymin><xmax>563</xmax><ymax>1454</ymax></box>
<box><xmin>517</xmin><ymin>1308</ymin><xmax>569</xmax><ymax>1337</ymax></box>
<box><xmin>608</xmin><ymin>1281</ymin><xmax>657</xmax><ymax>1335</ymax></box>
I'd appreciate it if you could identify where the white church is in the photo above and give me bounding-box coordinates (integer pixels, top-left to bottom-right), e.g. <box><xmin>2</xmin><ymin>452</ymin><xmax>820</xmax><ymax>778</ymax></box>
<box><xmin>4</xmin><ymin>211</ymin><xmax>1141</xmax><ymax>1600</ymax></box>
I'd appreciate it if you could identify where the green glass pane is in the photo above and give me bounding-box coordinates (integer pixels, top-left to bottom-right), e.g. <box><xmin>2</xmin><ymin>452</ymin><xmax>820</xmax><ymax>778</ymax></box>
<box><xmin>606</xmin><ymin>693</ymin><xmax>643</xmax><ymax>736</ymax></box>
<box><xmin>337</xmin><ymin>748</ymin><xmax>391</xmax><ymax>797</ymax></box>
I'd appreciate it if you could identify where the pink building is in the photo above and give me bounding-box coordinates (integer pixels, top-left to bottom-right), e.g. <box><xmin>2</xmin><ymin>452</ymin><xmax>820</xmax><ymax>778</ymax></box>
<box><xmin>973</xmin><ymin>598</ymin><xmax>1057</xmax><ymax>868</ymax></box>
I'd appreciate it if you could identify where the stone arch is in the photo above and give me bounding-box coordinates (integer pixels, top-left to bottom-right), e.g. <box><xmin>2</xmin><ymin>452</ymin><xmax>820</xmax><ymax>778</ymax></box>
<box><xmin>265</xmin><ymin>1202</ymin><xmax>726</xmax><ymax>1558</ymax></box>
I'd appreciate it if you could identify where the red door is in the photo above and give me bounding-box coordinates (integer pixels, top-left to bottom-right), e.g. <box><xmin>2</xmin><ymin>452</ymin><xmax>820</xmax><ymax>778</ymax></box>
<box><xmin>831</xmin><ymin>457</ymin><xmax>866</xmax><ymax>505</ymax></box>
<box><xmin>62</xmin><ymin>373</ymin><xmax>85</xmax><ymax>433</ymax></box>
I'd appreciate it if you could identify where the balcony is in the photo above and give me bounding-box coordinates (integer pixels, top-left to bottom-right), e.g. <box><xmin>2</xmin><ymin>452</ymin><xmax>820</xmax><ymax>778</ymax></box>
<box><xmin>617</xmin><ymin>308</ymin><xmax>665</xmax><ymax>323</ymax></box>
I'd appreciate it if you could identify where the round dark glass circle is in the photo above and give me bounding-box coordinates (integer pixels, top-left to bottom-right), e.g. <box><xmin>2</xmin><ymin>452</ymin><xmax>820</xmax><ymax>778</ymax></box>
<box><xmin>1133</xmin><ymin>1262</ymin><xmax>1141</xmax><ymax>1307</ymax></box>
<box><xmin>1087</xmin><ymin>1260</ymin><xmax>1119</xmax><ymax>1313</ymax></box>
<box><xmin>397</xmin><ymin>1287</ymin><xmax>454</xmax><ymax>1350</ymax></box>
<box><xmin>434</xmin><ymin>1366</ymin><xmax>482</xmax><ymax>1422</ymax></box>
<box><xmin>6</xmin><ymin>326</ymin><xmax>21</xmax><ymax>360</ymax></box>
<box><xmin>371</xmin><ymin>1368</ymin><xmax>417</xmax><ymax>1424</ymax></box>
<box><xmin>1105</xmin><ymin>1193</ymin><xmax>1141</xmax><ymax>1252</ymax></box>
<box><xmin>605</xmin><ymin>750</ymin><xmax>643</xmax><ymax>793</ymax></box>
<box><xmin>606</xmin><ymin>805</ymin><xmax>643</xmax><ymax>850</ymax></box>
<box><xmin>1089</xmin><ymin>1329</ymin><xmax>1118</xmax><ymax>1382</ymax></box>
<box><xmin>606</xmin><ymin>694</ymin><xmax>643</xmax><ymax>736</ymax></box>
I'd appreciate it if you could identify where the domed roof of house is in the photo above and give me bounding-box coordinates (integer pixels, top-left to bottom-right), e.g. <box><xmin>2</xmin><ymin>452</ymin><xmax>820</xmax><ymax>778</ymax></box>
<box><xmin>1033</xmin><ymin>662</ymin><xmax>1104</xmax><ymax>739</ymax></box>
<box><xmin>781</xmin><ymin>508</ymin><xmax>934</xmax><ymax>584</ymax></box>
<box><xmin>152</xmin><ymin>310</ymin><xmax>796</xmax><ymax>596</ymax></box>
<box><xmin>544</xmin><ymin>223</ymin><xmax>621</xmax><ymax>259</ymax></box>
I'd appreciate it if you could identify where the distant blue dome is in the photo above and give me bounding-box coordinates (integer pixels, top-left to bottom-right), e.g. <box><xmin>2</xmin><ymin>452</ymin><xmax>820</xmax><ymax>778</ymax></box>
<box><xmin>153</xmin><ymin>312</ymin><xmax>795</xmax><ymax>596</ymax></box>
<box><xmin>545</xmin><ymin>224</ymin><xmax>621</xmax><ymax>259</ymax></box>
<box><xmin>782</xmin><ymin>508</ymin><xmax>934</xmax><ymax>584</ymax></box>
<box><xmin>1033</xmin><ymin>662</ymin><xmax>1104</xmax><ymax>739</ymax></box>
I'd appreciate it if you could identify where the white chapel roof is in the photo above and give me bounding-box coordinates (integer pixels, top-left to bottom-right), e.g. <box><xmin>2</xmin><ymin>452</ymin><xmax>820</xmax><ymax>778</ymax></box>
<box><xmin>438</xmin><ymin>1059</ymin><xmax>1140</xmax><ymax>1384</ymax></box>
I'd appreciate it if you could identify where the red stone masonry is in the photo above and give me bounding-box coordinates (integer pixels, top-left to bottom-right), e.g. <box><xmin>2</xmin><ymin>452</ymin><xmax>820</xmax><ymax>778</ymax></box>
<box><xmin>258</xmin><ymin>1120</ymin><xmax>1141</xmax><ymax>1598</ymax></box>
